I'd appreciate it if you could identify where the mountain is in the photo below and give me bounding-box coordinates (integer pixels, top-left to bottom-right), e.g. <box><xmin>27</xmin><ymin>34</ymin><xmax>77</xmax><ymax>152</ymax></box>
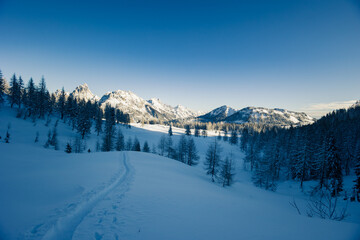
<box><xmin>99</xmin><ymin>90</ymin><xmax>200</xmax><ymax>122</ymax></box>
<box><xmin>198</xmin><ymin>105</ymin><xmax>237</xmax><ymax>122</ymax></box>
<box><xmin>199</xmin><ymin>106</ymin><xmax>315</xmax><ymax>126</ymax></box>
<box><xmin>70</xmin><ymin>83</ymin><xmax>100</xmax><ymax>103</ymax></box>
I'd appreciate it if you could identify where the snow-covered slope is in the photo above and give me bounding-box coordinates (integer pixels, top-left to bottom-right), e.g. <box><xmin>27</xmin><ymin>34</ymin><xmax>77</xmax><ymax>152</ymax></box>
<box><xmin>0</xmin><ymin>107</ymin><xmax>359</xmax><ymax>239</ymax></box>
<box><xmin>225</xmin><ymin>107</ymin><xmax>315</xmax><ymax>126</ymax></box>
<box><xmin>70</xmin><ymin>83</ymin><xmax>100</xmax><ymax>102</ymax></box>
<box><xmin>199</xmin><ymin>105</ymin><xmax>315</xmax><ymax>126</ymax></box>
<box><xmin>198</xmin><ymin>105</ymin><xmax>237</xmax><ymax>122</ymax></box>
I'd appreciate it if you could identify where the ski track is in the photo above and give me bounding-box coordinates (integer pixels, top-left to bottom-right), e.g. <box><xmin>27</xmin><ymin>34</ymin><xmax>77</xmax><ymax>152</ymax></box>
<box><xmin>36</xmin><ymin>152</ymin><xmax>133</xmax><ymax>240</ymax></box>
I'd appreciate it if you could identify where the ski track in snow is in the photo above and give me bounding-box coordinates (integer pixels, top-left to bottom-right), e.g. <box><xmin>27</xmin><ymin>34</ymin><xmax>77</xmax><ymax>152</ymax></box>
<box><xmin>27</xmin><ymin>152</ymin><xmax>133</xmax><ymax>240</ymax></box>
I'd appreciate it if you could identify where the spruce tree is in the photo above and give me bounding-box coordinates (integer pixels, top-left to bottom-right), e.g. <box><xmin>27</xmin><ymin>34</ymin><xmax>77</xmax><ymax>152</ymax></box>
<box><xmin>143</xmin><ymin>141</ymin><xmax>150</xmax><ymax>152</ymax></box>
<box><xmin>177</xmin><ymin>135</ymin><xmax>187</xmax><ymax>163</ymax></box>
<box><xmin>168</xmin><ymin>125</ymin><xmax>173</xmax><ymax>136</ymax></box>
<box><xmin>95</xmin><ymin>107</ymin><xmax>103</xmax><ymax>136</ymax></box>
<box><xmin>158</xmin><ymin>135</ymin><xmax>166</xmax><ymax>156</ymax></box>
<box><xmin>0</xmin><ymin>70</ymin><xmax>6</xmax><ymax>105</ymax></box>
<box><xmin>186</xmin><ymin>138</ymin><xmax>199</xmax><ymax>166</ymax></box>
<box><xmin>58</xmin><ymin>87</ymin><xmax>66</xmax><ymax>119</ymax></box>
<box><xmin>230</xmin><ymin>130</ymin><xmax>238</xmax><ymax>145</ymax></box>
<box><xmin>204</xmin><ymin>139</ymin><xmax>222</xmax><ymax>182</ymax></box>
<box><xmin>101</xmin><ymin>105</ymin><xmax>116</xmax><ymax>151</ymax></box>
<box><xmin>194</xmin><ymin>125</ymin><xmax>200</xmax><ymax>137</ymax></box>
<box><xmin>76</xmin><ymin>100</ymin><xmax>92</xmax><ymax>139</ymax></box>
<box><xmin>185</xmin><ymin>125</ymin><xmax>191</xmax><ymax>136</ymax></box>
<box><xmin>353</xmin><ymin>142</ymin><xmax>360</xmax><ymax>202</ymax></box>
<box><xmin>115</xmin><ymin>129</ymin><xmax>125</xmax><ymax>151</ymax></box>
<box><xmin>9</xmin><ymin>74</ymin><xmax>18</xmax><ymax>108</ymax></box>
<box><xmin>133</xmin><ymin>137</ymin><xmax>141</xmax><ymax>151</ymax></box>
<box><xmin>327</xmin><ymin>135</ymin><xmax>343</xmax><ymax>197</ymax></box>
<box><xmin>220</xmin><ymin>156</ymin><xmax>235</xmax><ymax>187</ymax></box>
<box><xmin>65</xmin><ymin>143</ymin><xmax>72</xmax><ymax>153</ymax></box>
<box><xmin>37</xmin><ymin>77</ymin><xmax>48</xmax><ymax>118</ymax></box>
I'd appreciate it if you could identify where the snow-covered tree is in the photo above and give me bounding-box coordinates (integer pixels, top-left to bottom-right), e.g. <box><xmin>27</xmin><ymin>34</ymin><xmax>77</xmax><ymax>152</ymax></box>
<box><xmin>0</xmin><ymin>70</ymin><xmax>5</xmax><ymax>105</ymax></box>
<box><xmin>326</xmin><ymin>135</ymin><xmax>343</xmax><ymax>197</ymax></box>
<box><xmin>177</xmin><ymin>135</ymin><xmax>187</xmax><ymax>163</ymax></box>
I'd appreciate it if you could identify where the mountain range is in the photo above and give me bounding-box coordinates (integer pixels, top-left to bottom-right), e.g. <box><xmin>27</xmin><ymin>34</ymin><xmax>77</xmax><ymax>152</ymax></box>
<box><xmin>62</xmin><ymin>84</ymin><xmax>315</xmax><ymax>126</ymax></box>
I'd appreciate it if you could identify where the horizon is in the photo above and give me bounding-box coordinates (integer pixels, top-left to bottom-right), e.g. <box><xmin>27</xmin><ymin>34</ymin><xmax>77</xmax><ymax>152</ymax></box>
<box><xmin>1</xmin><ymin>0</ymin><xmax>360</xmax><ymax>118</ymax></box>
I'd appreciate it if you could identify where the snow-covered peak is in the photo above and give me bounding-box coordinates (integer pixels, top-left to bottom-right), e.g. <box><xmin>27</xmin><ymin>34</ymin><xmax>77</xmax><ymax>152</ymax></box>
<box><xmin>70</xmin><ymin>83</ymin><xmax>100</xmax><ymax>102</ymax></box>
<box><xmin>225</xmin><ymin>106</ymin><xmax>315</xmax><ymax>126</ymax></box>
<box><xmin>199</xmin><ymin>105</ymin><xmax>237</xmax><ymax>121</ymax></box>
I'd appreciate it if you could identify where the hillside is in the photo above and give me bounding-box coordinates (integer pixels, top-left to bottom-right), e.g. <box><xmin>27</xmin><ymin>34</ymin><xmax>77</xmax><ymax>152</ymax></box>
<box><xmin>0</xmin><ymin>107</ymin><xmax>359</xmax><ymax>240</ymax></box>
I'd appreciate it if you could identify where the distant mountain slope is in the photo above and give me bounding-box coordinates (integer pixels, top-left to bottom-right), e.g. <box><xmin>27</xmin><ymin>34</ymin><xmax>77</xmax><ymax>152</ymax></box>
<box><xmin>225</xmin><ymin>107</ymin><xmax>315</xmax><ymax>126</ymax></box>
<box><xmin>199</xmin><ymin>106</ymin><xmax>315</xmax><ymax>126</ymax></box>
<box><xmin>70</xmin><ymin>83</ymin><xmax>100</xmax><ymax>103</ymax></box>
<box><xmin>198</xmin><ymin>105</ymin><xmax>237</xmax><ymax>122</ymax></box>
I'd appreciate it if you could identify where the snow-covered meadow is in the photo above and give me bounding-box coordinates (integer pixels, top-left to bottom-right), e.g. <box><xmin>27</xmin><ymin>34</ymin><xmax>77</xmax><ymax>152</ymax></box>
<box><xmin>1</xmin><ymin>106</ymin><xmax>360</xmax><ymax>239</ymax></box>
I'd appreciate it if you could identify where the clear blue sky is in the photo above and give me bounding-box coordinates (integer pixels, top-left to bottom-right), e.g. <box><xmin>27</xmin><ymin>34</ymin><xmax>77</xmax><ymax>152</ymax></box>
<box><xmin>0</xmin><ymin>0</ymin><xmax>359</xmax><ymax>117</ymax></box>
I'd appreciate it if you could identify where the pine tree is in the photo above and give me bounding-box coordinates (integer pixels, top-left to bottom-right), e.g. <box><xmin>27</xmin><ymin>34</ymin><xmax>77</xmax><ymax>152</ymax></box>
<box><xmin>9</xmin><ymin>74</ymin><xmax>19</xmax><ymax>108</ymax></box>
<box><xmin>95</xmin><ymin>107</ymin><xmax>103</xmax><ymax>136</ymax></box>
<box><xmin>18</xmin><ymin>76</ymin><xmax>24</xmax><ymax>108</ymax></box>
<box><xmin>0</xmin><ymin>70</ymin><xmax>6</xmax><ymax>105</ymax></box>
<box><xmin>194</xmin><ymin>125</ymin><xmax>200</xmax><ymax>137</ymax></box>
<box><xmin>327</xmin><ymin>135</ymin><xmax>343</xmax><ymax>197</ymax></box>
<box><xmin>186</xmin><ymin>137</ymin><xmax>199</xmax><ymax>166</ymax></box>
<box><xmin>158</xmin><ymin>135</ymin><xmax>166</xmax><ymax>156</ymax></box>
<box><xmin>133</xmin><ymin>137</ymin><xmax>141</xmax><ymax>151</ymax></box>
<box><xmin>125</xmin><ymin>137</ymin><xmax>133</xmax><ymax>151</ymax></box>
<box><xmin>204</xmin><ymin>139</ymin><xmax>222</xmax><ymax>182</ymax></box>
<box><xmin>65</xmin><ymin>143</ymin><xmax>72</xmax><ymax>153</ymax></box>
<box><xmin>76</xmin><ymin>100</ymin><xmax>92</xmax><ymax>139</ymax></box>
<box><xmin>37</xmin><ymin>77</ymin><xmax>48</xmax><ymax>118</ymax></box>
<box><xmin>50</xmin><ymin>127</ymin><xmax>59</xmax><ymax>150</ymax></box>
<box><xmin>353</xmin><ymin>141</ymin><xmax>360</xmax><ymax>202</ymax></box>
<box><xmin>177</xmin><ymin>135</ymin><xmax>187</xmax><ymax>163</ymax></box>
<box><xmin>101</xmin><ymin>105</ymin><xmax>116</xmax><ymax>151</ymax></box>
<box><xmin>230</xmin><ymin>130</ymin><xmax>238</xmax><ymax>145</ymax></box>
<box><xmin>185</xmin><ymin>125</ymin><xmax>191</xmax><ymax>136</ymax></box>
<box><xmin>25</xmin><ymin>78</ymin><xmax>37</xmax><ymax>116</ymax></box>
<box><xmin>168</xmin><ymin>125</ymin><xmax>173</xmax><ymax>136</ymax></box>
<box><xmin>165</xmin><ymin>135</ymin><xmax>174</xmax><ymax>158</ymax></box>
<box><xmin>220</xmin><ymin>156</ymin><xmax>235</xmax><ymax>187</ymax></box>
<box><xmin>115</xmin><ymin>129</ymin><xmax>125</xmax><ymax>151</ymax></box>
<box><xmin>143</xmin><ymin>141</ymin><xmax>150</xmax><ymax>152</ymax></box>
<box><xmin>58</xmin><ymin>87</ymin><xmax>66</xmax><ymax>119</ymax></box>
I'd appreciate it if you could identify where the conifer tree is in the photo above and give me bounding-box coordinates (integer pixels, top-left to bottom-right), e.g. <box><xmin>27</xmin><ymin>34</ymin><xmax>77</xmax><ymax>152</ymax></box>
<box><xmin>353</xmin><ymin>141</ymin><xmax>360</xmax><ymax>202</ymax></box>
<box><xmin>95</xmin><ymin>107</ymin><xmax>103</xmax><ymax>136</ymax></box>
<box><xmin>58</xmin><ymin>87</ymin><xmax>66</xmax><ymax>119</ymax></box>
<box><xmin>0</xmin><ymin>70</ymin><xmax>5</xmax><ymax>105</ymax></box>
<box><xmin>204</xmin><ymin>139</ymin><xmax>222</xmax><ymax>182</ymax></box>
<box><xmin>158</xmin><ymin>135</ymin><xmax>166</xmax><ymax>156</ymax></box>
<box><xmin>76</xmin><ymin>100</ymin><xmax>92</xmax><ymax>139</ymax></box>
<box><xmin>9</xmin><ymin>74</ymin><xmax>19</xmax><ymax>108</ymax></box>
<box><xmin>133</xmin><ymin>137</ymin><xmax>141</xmax><ymax>151</ymax></box>
<box><xmin>327</xmin><ymin>135</ymin><xmax>343</xmax><ymax>197</ymax></box>
<box><xmin>194</xmin><ymin>125</ymin><xmax>200</xmax><ymax>137</ymax></box>
<box><xmin>221</xmin><ymin>156</ymin><xmax>235</xmax><ymax>187</ymax></box>
<box><xmin>168</xmin><ymin>125</ymin><xmax>173</xmax><ymax>136</ymax></box>
<box><xmin>143</xmin><ymin>141</ymin><xmax>150</xmax><ymax>152</ymax></box>
<box><xmin>65</xmin><ymin>143</ymin><xmax>72</xmax><ymax>153</ymax></box>
<box><xmin>186</xmin><ymin>138</ymin><xmax>199</xmax><ymax>166</ymax></box>
<box><xmin>115</xmin><ymin>129</ymin><xmax>125</xmax><ymax>151</ymax></box>
<box><xmin>177</xmin><ymin>135</ymin><xmax>187</xmax><ymax>163</ymax></box>
<box><xmin>101</xmin><ymin>105</ymin><xmax>116</xmax><ymax>151</ymax></box>
<box><xmin>37</xmin><ymin>77</ymin><xmax>48</xmax><ymax>118</ymax></box>
<box><xmin>185</xmin><ymin>125</ymin><xmax>191</xmax><ymax>136</ymax></box>
<box><xmin>230</xmin><ymin>130</ymin><xmax>238</xmax><ymax>145</ymax></box>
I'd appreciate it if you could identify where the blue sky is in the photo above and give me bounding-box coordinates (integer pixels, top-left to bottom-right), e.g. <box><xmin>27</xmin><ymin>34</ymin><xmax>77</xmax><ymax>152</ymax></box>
<box><xmin>0</xmin><ymin>0</ymin><xmax>360</xmax><ymax>117</ymax></box>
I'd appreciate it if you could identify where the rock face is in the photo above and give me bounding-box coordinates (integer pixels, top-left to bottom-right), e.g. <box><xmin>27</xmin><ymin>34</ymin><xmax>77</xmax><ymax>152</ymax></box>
<box><xmin>70</xmin><ymin>83</ymin><xmax>100</xmax><ymax>103</ymax></box>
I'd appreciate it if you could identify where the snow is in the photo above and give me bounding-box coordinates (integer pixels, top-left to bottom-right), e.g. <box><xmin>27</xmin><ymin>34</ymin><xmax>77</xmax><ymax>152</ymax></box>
<box><xmin>0</xmin><ymin>107</ymin><xmax>359</xmax><ymax>239</ymax></box>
